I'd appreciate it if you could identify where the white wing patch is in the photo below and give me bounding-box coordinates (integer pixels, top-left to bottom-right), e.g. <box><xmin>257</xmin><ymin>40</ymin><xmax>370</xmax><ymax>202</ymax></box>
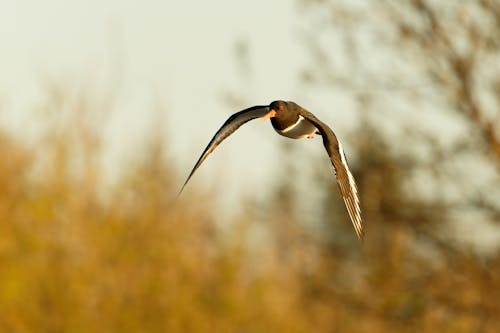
<box><xmin>338</xmin><ymin>141</ymin><xmax>359</xmax><ymax>199</ymax></box>
<box><xmin>337</xmin><ymin>140</ymin><xmax>363</xmax><ymax>237</ymax></box>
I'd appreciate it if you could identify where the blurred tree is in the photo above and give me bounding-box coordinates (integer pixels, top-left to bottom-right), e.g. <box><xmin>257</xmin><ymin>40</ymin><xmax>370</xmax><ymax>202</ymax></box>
<box><xmin>299</xmin><ymin>0</ymin><xmax>500</xmax><ymax>251</ymax></box>
<box><xmin>277</xmin><ymin>0</ymin><xmax>500</xmax><ymax>330</ymax></box>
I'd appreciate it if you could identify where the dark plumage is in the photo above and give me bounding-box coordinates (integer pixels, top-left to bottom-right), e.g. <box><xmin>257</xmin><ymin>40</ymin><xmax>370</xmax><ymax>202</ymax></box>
<box><xmin>179</xmin><ymin>100</ymin><xmax>364</xmax><ymax>240</ymax></box>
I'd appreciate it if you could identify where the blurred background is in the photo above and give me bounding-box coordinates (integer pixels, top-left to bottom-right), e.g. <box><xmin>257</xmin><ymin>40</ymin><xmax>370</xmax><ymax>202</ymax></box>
<box><xmin>1</xmin><ymin>0</ymin><xmax>500</xmax><ymax>332</ymax></box>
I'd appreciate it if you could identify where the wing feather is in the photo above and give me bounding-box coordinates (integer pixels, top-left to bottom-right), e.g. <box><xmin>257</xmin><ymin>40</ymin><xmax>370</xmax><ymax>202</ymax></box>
<box><xmin>178</xmin><ymin>105</ymin><xmax>269</xmax><ymax>195</ymax></box>
<box><xmin>295</xmin><ymin>104</ymin><xmax>364</xmax><ymax>240</ymax></box>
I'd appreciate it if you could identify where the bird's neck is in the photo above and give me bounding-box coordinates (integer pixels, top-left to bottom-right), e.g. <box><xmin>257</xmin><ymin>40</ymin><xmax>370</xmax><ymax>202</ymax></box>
<box><xmin>271</xmin><ymin>112</ymin><xmax>300</xmax><ymax>131</ymax></box>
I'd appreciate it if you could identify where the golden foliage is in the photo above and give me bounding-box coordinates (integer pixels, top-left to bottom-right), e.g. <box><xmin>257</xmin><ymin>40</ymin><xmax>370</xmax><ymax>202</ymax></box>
<box><xmin>0</xmin><ymin>91</ymin><xmax>499</xmax><ymax>332</ymax></box>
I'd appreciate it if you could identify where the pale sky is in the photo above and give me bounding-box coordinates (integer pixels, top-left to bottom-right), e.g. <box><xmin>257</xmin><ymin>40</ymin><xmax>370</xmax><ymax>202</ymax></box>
<box><xmin>0</xmin><ymin>0</ymin><xmax>357</xmax><ymax>202</ymax></box>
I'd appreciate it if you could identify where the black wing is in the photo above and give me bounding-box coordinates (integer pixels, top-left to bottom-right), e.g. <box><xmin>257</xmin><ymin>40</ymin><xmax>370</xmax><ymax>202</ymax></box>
<box><xmin>296</xmin><ymin>104</ymin><xmax>364</xmax><ymax>240</ymax></box>
<box><xmin>178</xmin><ymin>105</ymin><xmax>269</xmax><ymax>195</ymax></box>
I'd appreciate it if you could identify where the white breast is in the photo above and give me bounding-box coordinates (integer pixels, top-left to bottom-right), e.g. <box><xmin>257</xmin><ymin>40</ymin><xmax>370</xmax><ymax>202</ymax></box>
<box><xmin>276</xmin><ymin>116</ymin><xmax>318</xmax><ymax>139</ymax></box>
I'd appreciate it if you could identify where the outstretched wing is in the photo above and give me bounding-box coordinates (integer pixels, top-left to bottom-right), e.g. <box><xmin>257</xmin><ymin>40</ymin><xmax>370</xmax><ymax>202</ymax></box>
<box><xmin>178</xmin><ymin>105</ymin><xmax>269</xmax><ymax>195</ymax></box>
<box><xmin>297</xmin><ymin>105</ymin><xmax>364</xmax><ymax>240</ymax></box>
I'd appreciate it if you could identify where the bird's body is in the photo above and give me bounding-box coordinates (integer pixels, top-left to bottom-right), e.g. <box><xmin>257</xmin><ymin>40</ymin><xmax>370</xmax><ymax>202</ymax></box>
<box><xmin>272</xmin><ymin>115</ymin><xmax>318</xmax><ymax>139</ymax></box>
<box><xmin>269</xmin><ymin>101</ymin><xmax>320</xmax><ymax>139</ymax></box>
<box><xmin>179</xmin><ymin>100</ymin><xmax>365</xmax><ymax>240</ymax></box>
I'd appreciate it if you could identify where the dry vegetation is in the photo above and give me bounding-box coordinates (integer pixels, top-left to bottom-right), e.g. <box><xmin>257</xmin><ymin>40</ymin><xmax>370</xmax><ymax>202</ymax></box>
<box><xmin>0</xmin><ymin>84</ymin><xmax>499</xmax><ymax>333</ymax></box>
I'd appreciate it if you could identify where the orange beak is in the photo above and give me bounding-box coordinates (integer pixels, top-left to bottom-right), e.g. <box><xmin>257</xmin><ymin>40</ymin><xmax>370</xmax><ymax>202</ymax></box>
<box><xmin>260</xmin><ymin>109</ymin><xmax>276</xmax><ymax>122</ymax></box>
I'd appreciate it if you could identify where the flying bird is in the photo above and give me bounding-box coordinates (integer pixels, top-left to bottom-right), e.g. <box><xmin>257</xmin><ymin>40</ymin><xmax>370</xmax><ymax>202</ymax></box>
<box><xmin>179</xmin><ymin>100</ymin><xmax>364</xmax><ymax>240</ymax></box>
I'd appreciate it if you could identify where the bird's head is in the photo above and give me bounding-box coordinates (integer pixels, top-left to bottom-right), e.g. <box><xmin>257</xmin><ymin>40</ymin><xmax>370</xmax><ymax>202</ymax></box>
<box><xmin>260</xmin><ymin>100</ymin><xmax>287</xmax><ymax>121</ymax></box>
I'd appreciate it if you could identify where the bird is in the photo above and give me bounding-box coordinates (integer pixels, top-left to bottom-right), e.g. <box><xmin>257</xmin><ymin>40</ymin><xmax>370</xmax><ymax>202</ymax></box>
<box><xmin>179</xmin><ymin>100</ymin><xmax>364</xmax><ymax>240</ymax></box>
